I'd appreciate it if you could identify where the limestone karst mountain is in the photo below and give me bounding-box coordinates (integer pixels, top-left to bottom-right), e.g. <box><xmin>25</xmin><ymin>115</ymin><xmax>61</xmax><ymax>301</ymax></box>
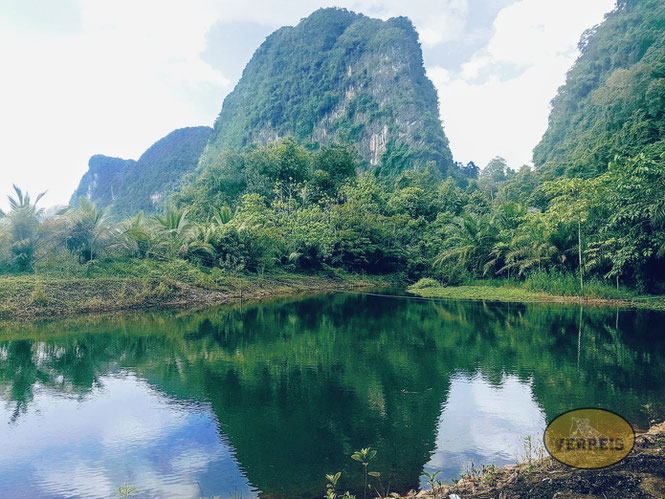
<box><xmin>71</xmin><ymin>126</ymin><xmax>212</xmax><ymax>214</ymax></box>
<box><xmin>200</xmin><ymin>8</ymin><xmax>454</xmax><ymax>177</ymax></box>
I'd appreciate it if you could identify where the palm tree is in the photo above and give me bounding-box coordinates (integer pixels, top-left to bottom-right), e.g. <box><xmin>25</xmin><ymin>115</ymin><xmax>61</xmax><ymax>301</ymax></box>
<box><xmin>484</xmin><ymin>240</ymin><xmax>511</xmax><ymax>278</ymax></box>
<box><xmin>211</xmin><ymin>205</ymin><xmax>233</xmax><ymax>226</ymax></box>
<box><xmin>1</xmin><ymin>185</ymin><xmax>46</xmax><ymax>270</ymax></box>
<box><xmin>434</xmin><ymin>213</ymin><xmax>495</xmax><ymax>279</ymax></box>
<box><xmin>155</xmin><ymin>206</ymin><xmax>192</xmax><ymax>256</ymax></box>
<box><xmin>544</xmin><ymin>178</ymin><xmax>593</xmax><ymax>291</ymax></box>
<box><xmin>501</xmin><ymin>234</ymin><xmax>559</xmax><ymax>276</ymax></box>
<box><xmin>121</xmin><ymin>212</ymin><xmax>156</xmax><ymax>259</ymax></box>
<box><xmin>65</xmin><ymin>198</ymin><xmax>114</xmax><ymax>263</ymax></box>
<box><xmin>182</xmin><ymin>222</ymin><xmax>216</xmax><ymax>265</ymax></box>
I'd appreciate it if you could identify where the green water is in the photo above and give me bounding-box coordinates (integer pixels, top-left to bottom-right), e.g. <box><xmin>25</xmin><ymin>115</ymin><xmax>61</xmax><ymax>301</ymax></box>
<box><xmin>1</xmin><ymin>291</ymin><xmax>664</xmax><ymax>498</ymax></box>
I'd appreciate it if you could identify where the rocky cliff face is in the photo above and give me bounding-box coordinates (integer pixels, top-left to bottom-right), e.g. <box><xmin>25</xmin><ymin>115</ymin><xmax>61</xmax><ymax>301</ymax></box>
<box><xmin>201</xmin><ymin>8</ymin><xmax>454</xmax><ymax>176</ymax></box>
<box><xmin>71</xmin><ymin>126</ymin><xmax>212</xmax><ymax>214</ymax></box>
<box><xmin>533</xmin><ymin>0</ymin><xmax>665</xmax><ymax>178</ymax></box>
<box><xmin>70</xmin><ymin>155</ymin><xmax>137</xmax><ymax>209</ymax></box>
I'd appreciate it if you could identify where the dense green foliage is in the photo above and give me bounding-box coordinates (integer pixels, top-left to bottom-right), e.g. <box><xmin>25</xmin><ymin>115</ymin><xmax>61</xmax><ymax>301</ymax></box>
<box><xmin>4</xmin><ymin>134</ymin><xmax>665</xmax><ymax>295</ymax></box>
<box><xmin>534</xmin><ymin>0</ymin><xmax>665</xmax><ymax>178</ymax></box>
<box><xmin>202</xmin><ymin>8</ymin><xmax>454</xmax><ymax>176</ymax></box>
<box><xmin>4</xmin><ymin>4</ymin><xmax>665</xmax><ymax>496</ymax></box>
<box><xmin>5</xmin><ymin>2</ymin><xmax>665</xmax><ymax>298</ymax></box>
<box><xmin>71</xmin><ymin>126</ymin><xmax>212</xmax><ymax>215</ymax></box>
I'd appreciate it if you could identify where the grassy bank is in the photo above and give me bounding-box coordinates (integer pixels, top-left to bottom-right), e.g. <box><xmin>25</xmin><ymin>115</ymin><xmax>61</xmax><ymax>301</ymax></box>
<box><xmin>0</xmin><ymin>258</ymin><xmax>392</xmax><ymax>320</ymax></box>
<box><xmin>402</xmin><ymin>421</ymin><xmax>665</xmax><ymax>498</ymax></box>
<box><xmin>408</xmin><ymin>276</ymin><xmax>665</xmax><ymax>311</ymax></box>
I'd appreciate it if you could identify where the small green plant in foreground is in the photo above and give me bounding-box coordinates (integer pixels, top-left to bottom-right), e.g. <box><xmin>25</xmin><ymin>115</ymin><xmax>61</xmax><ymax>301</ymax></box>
<box><xmin>463</xmin><ymin>458</ymin><xmax>482</xmax><ymax>478</ymax></box>
<box><xmin>643</xmin><ymin>402</ymin><xmax>657</xmax><ymax>426</ymax></box>
<box><xmin>325</xmin><ymin>447</ymin><xmax>383</xmax><ymax>499</ymax></box>
<box><xmin>421</xmin><ymin>469</ymin><xmax>442</xmax><ymax>496</ymax></box>
<box><xmin>520</xmin><ymin>434</ymin><xmax>547</xmax><ymax>470</ymax></box>
<box><xmin>117</xmin><ymin>482</ymin><xmax>136</xmax><ymax>498</ymax></box>
<box><xmin>324</xmin><ymin>471</ymin><xmax>355</xmax><ymax>499</ymax></box>
<box><xmin>351</xmin><ymin>447</ymin><xmax>380</xmax><ymax>499</ymax></box>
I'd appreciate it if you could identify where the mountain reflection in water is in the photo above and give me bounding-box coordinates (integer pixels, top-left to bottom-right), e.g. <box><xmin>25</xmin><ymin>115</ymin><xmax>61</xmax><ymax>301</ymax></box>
<box><xmin>1</xmin><ymin>292</ymin><xmax>664</xmax><ymax>497</ymax></box>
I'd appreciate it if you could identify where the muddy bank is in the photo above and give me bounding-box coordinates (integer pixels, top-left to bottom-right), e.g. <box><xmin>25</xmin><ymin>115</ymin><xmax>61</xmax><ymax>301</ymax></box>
<box><xmin>401</xmin><ymin>422</ymin><xmax>665</xmax><ymax>498</ymax></box>
<box><xmin>0</xmin><ymin>273</ymin><xmax>389</xmax><ymax>320</ymax></box>
<box><xmin>408</xmin><ymin>284</ymin><xmax>665</xmax><ymax>312</ymax></box>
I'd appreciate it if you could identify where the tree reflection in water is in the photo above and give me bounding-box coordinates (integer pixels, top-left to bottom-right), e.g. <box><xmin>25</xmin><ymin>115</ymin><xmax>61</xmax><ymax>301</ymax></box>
<box><xmin>1</xmin><ymin>293</ymin><xmax>664</xmax><ymax>497</ymax></box>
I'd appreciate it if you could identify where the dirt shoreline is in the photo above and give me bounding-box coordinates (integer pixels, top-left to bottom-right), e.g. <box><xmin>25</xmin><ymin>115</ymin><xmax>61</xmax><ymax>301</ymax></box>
<box><xmin>0</xmin><ymin>273</ymin><xmax>388</xmax><ymax>321</ymax></box>
<box><xmin>3</xmin><ymin>274</ymin><xmax>665</xmax><ymax>322</ymax></box>
<box><xmin>400</xmin><ymin>421</ymin><xmax>665</xmax><ymax>498</ymax></box>
<box><xmin>408</xmin><ymin>284</ymin><xmax>665</xmax><ymax>311</ymax></box>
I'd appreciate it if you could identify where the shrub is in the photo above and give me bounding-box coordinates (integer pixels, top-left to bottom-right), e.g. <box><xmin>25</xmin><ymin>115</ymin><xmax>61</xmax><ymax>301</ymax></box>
<box><xmin>410</xmin><ymin>277</ymin><xmax>440</xmax><ymax>289</ymax></box>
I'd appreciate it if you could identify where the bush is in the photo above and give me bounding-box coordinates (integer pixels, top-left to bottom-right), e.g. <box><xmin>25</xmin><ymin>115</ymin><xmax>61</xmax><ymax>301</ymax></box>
<box><xmin>410</xmin><ymin>277</ymin><xmax>440</xmax><ymax>289</ymax></box>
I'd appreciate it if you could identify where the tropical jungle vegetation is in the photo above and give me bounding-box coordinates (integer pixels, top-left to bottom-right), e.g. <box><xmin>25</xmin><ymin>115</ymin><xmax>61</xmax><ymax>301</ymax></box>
<box><xmin>2</xmin><ymin>136</ymin><xmax>664</xmax><ymax>298</ymax></box>
<box><xmin>2</xmin><ymin>0</ymin><xmax>665</xmax><ymax>306</ymax></box>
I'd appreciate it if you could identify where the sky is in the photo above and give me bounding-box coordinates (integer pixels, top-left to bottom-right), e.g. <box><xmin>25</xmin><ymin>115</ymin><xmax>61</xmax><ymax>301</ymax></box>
<box><xmin>0</xmin><ymin>0</ymin><xmax>616</xmax><ymax>209</ymax></box>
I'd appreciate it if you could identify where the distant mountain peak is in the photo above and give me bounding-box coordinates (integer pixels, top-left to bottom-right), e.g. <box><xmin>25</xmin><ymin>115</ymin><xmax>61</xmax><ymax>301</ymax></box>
<box><xmin>72</xmin><ymin>8</ymin><xmax>457</xmax><ymax>213</ymax></box>
<box><xmin>71</xmin><ymin>126</ymin><xmax>212</xmax><ymax>214</ymax></box>
<box><xmin>201</xmin><ymin>8</ymin><xmax>453</xmax><ymax>176</ymax></box>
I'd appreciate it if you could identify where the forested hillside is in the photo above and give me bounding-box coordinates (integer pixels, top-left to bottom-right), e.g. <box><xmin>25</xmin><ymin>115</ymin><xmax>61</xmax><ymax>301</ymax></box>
<box><xmin>534</xmin><ymin>0</ymin><xmax>665</xmax><ymax>178</ymax></box>
<box><xmin>71</xmin><ymin>126</ymin><xmax>212</xmax><ymax>214</ymax></box>
<box><xmin>3</xmin><ymin>2</ymin><xmax>665</xmax><ymax>305</ymax></box>
<box><xmin>69</xmin><ymin>155</ymin><xmax>138</xmax><ymax>209</ymax></box>
<box><xmin>201</xmin><ymin>8</ymin><xmax>454</xmax><ymax>177</ymax></box>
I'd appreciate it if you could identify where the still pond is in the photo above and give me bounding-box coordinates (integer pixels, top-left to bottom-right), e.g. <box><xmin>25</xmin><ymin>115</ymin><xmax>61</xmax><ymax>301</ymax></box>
<box><xmin>1</xmin><ymin>290</ymin><xmax>664</xmax><ymax>497</ymax></box>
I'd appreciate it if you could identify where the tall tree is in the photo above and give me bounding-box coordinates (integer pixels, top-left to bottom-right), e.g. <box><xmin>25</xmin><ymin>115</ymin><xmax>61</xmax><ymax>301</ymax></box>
<box><xmin>543</xmin><ymin>178</ymin><xmax>595</xmax><ymax>291</ymax></box>
<box><xmin>0</xmin><ymin>185</ymin><xmax>46</xmax><ymax>270</ymax></box>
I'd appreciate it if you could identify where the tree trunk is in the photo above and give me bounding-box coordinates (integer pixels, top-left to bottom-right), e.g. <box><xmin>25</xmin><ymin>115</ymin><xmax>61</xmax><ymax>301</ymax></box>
<box><xmin>577</xmin><ymin>305</ymin><xmax>583</xmax><ymax>368</ymax></box>
<box><xmin>578</xmin><ymin>219</ymin><xmax>583</xmax><ymax>292</ymax></box>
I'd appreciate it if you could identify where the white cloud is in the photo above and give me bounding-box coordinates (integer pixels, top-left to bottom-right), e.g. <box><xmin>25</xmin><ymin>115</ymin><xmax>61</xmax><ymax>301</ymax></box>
<box><xmin>0</xmin><ymin>373</ymin><xmax>252</xmax><ymax>498</ymax></box>
<box><xmin>422</xmin><ymin>373</ymin><xmax>545</xmax><ymax>484</ymax></box>
<box><xmin>349</xmin><ymin>0</ymin><xmax>470</xmax><ymax>46</ymax></box>
<box><xmin>431</xmin><ymin>0</ymin><xmax>615</xmax><ymax>169</ymax></box>
<box><xmin>0</xmin><ymin>0</ymin><xmax>229</xmax><ymax>209</ymax></box>
<box><xmin>1</xmin><ymin>0</ymin><xmax>471</xmax><ymax>209</ymax></box>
